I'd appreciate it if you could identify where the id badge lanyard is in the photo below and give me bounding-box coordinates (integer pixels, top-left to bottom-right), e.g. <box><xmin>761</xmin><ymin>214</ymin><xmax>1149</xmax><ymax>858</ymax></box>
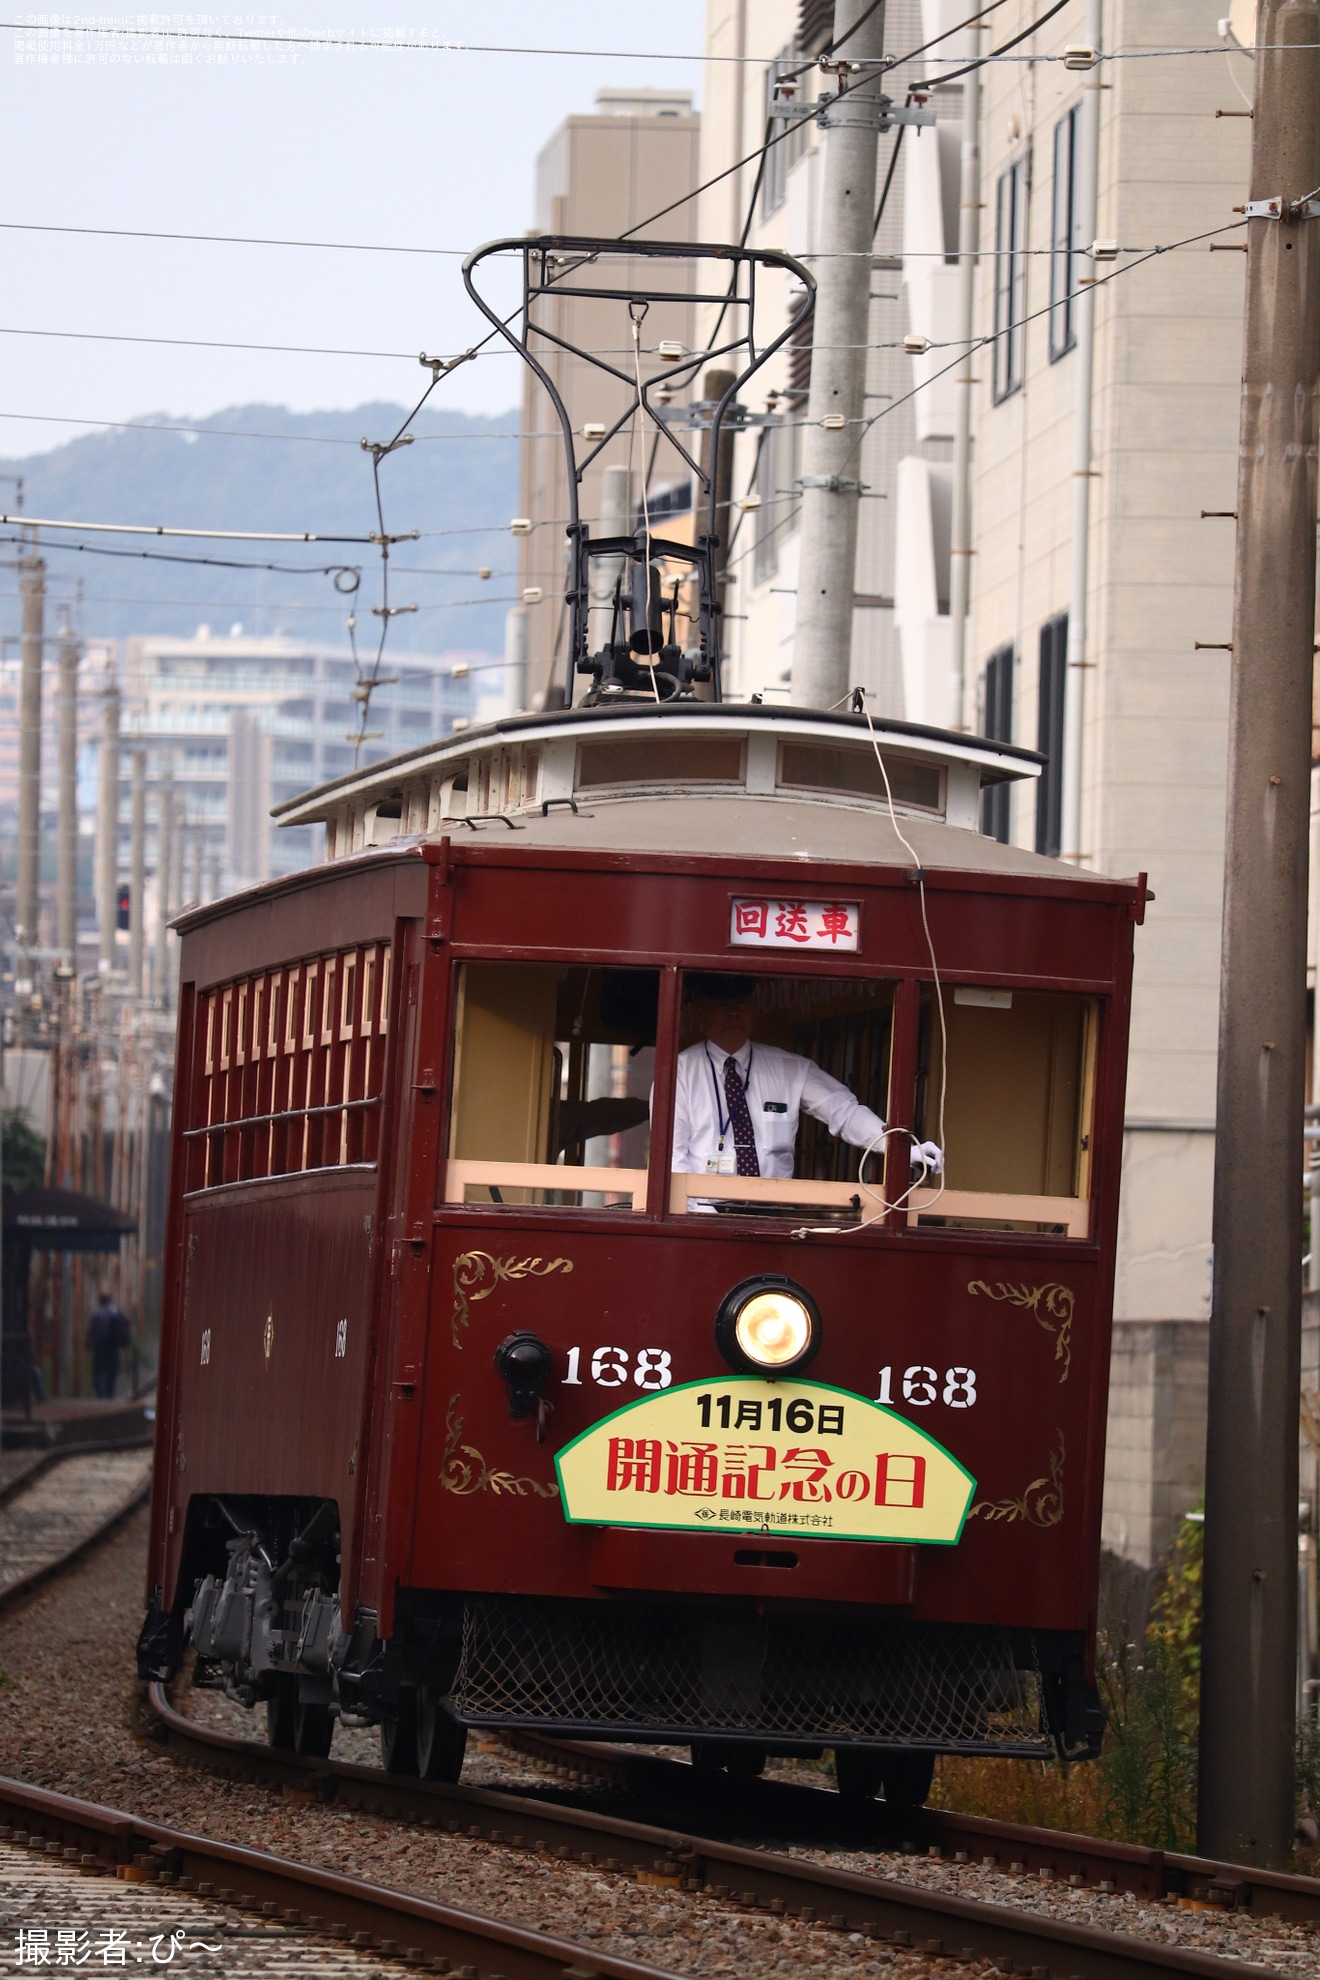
<box><xmin>705</xmin><ymin>1046</ymin><xmax>753</xmax><ymax>1175</ymax></box>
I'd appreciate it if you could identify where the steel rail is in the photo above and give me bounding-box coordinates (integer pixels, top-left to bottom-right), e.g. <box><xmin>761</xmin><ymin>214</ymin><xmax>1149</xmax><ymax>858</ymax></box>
<box><xmin>0</xmin><ymin>1772</ymin><xmax>680</xmax><ymax>1980</ymax></box>
<box><xmin>0</xmin><ymin>1446</ymin><xmax>153</xmax><ymax>1615</ymax></box>
<box><xmin>145</xmin><ymin>1685</ymin><xmax>1278</xmax><ymax>1980</ymax></box>
<box><xmin>499</xmin><ymin>1732</ymin><xmax>1320</xmax><ymax>1923</ymax></box>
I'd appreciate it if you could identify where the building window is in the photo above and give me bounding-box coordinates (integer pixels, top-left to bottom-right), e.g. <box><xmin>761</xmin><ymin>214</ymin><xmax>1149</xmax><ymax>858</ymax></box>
<box><xmin>1035</xmin><ymin>614</ymin><xmax>1067</xmax><ymax>857</ymax></box>
<box><xmin>762</xmin><ymin>50</ymin><xmax>809</xmax><ymax>221</ymax></box>
<box><xmin>980</xmin><ymin>644</ymin><xmax>1014</xmax><ymax>843</ymax></box>
<box><xmin>1049</xmin><ymin>109</ymin><xmax>1079</xmax><ymax>362</ymax></box>
<box><xmin>992</xmin><ymin>158</ymin><xmax>1028</xmax><ymax>402</ymax></box>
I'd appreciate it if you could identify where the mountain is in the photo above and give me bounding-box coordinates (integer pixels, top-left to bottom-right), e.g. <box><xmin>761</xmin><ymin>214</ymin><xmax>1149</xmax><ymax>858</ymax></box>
<box><xmin>0</xmin><ymin>402</ymin><xmax>521</xmax><ymax>654</ymax></box>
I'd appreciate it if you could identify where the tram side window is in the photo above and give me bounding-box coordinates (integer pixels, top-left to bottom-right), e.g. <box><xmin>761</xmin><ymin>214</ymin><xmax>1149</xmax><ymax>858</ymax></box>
<box><xmin>443</xmin><ymin>963</ymin><xmax>657</xmax><ymax>1211</ymax></box>
<box><xmin>913</xmin><ymin>985</ymin><xmax>1096</xmax><ymax>1234</ymax></box>
<box><xmin>670</xmin><ymin>971</ymin><xmax>896</xmax><ymax>1222</ymax></box>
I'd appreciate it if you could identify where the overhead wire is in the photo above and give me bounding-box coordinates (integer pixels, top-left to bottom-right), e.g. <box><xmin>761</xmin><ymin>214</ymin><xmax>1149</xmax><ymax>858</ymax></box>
<box><xmin>1</xmin><ymin>18</ymin><xmax>1304</xmax><ymax>68</ymax></box>
<box><xmin>0</xmin><ymin>218</ymin><xmax>472</xmax><ymax>257</ymax></box>
<box><xmin>0</xmin><ymin>20</ymin><xmax>755</xmax><ymax>61</ymax></box>
<box><xmin>0</xmin><ymin>322</ymin><xmax>499</xmax><ymax>363</ymax></box>
<box><xmin>830</xmin><ymin>217</ymin><xmax>1250</xmax><ymax>485</ymax></box>
<box><xmin>339</xmin><ymin>288</ymin><xmax>529</xmax><ymax>753</ymax></box>
<box><xmin>910</xmin><ymin>0</ymin><xmax>1071</xmax><ymax>91</ymax></box>
<box><xmin>0</xmin><ymin>409</ymin><xmax>526</xmax><ymax>445</ymax></box>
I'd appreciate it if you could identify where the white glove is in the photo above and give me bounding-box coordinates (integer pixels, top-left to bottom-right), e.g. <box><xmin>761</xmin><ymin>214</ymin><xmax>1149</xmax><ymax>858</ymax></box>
<box><xmin>913</xmin><ymin>1139</ymin><xmax>944</xmax><ymax>1177</ymax></box>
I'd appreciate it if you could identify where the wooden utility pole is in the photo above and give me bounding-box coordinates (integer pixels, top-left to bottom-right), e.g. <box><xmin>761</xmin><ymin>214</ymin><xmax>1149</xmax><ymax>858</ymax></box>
<box><xmin>15</xmin><ymin>539</ymin><xmax>44</xmax><ymax>958</ymax></box>
<box><xmin>1198</xmin><ymin>0</ymin><xmax>1320</xmax><ymax>1866</ymax></box>
<box><xmin>55</xmin><ymin>614</ymin><xmax>79</xmax><ymax>965</ymax></box>
<box><xmin>97</xmin><ymin>674</ymin><xmax>120</xmax><ymax>976</ymax></box>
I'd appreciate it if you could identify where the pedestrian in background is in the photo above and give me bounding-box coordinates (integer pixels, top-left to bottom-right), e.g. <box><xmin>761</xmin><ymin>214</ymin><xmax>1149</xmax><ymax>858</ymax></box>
<box><xmin>87</xmin><ymin>1288</ymin><xmax>130</xmax><ymax>1400</ymax></box>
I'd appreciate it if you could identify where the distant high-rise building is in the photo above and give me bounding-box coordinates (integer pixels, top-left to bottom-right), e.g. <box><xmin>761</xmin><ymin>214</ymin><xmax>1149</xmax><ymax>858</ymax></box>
<box><xmin>120</xmin><ymin>628</ymin><xmax>477</xmax><ymax>901</ymax></box>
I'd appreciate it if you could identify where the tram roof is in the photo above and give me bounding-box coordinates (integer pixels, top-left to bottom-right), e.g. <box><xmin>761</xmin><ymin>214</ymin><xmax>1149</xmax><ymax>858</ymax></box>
<box><xmin>259</xmin><ymin>702</ymin><xmax>1131</xmax><ymax>892</ymax></box>
<box><xmin>376</xmin><ymin>797</ymin><xmax>1117</xmax><ymax>884</ymax></box>
<box><xmin>274</xmin><ymin>701</ymin><xmax>1044</xmax><ymax>836</ymax></box>
<box><xmin>271</xmin><ymin>703</ymin><xmax>1099</xmax><ymax>886</ymax></box>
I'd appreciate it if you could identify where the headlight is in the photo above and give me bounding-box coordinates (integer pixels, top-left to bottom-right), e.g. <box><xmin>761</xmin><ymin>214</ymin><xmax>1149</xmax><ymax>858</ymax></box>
<box><xmin>716</xmin><ymin>1275</ymin><xmax>821</xmax><ymax>1378</ymax></box>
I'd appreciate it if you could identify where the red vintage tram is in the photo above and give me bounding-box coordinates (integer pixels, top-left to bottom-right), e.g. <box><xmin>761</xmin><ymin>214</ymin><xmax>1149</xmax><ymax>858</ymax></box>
<box><xmin>137</xmin><ymin>237</ymin><xmax>1144</xmax><ymax>1801</ymax></box>
<box><xmin>138</xmin><ymin>693</ymin><xmax>1143</xmax><ymax>1799</ymax></box>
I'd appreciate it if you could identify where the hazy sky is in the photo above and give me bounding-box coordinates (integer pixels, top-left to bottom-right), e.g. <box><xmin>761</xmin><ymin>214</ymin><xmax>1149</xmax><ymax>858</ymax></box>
<box><xmin>0</xmin><ymin>3</ymin><xmax>709</xmax><ymax>458</ymax></box>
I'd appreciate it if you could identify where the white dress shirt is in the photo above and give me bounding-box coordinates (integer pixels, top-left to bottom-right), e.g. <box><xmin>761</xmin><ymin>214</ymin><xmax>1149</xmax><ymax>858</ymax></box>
<box><xmin>670</xmin><ymin>1037</ymin><xmax>889</xmax><ymax>1179</ymax></box>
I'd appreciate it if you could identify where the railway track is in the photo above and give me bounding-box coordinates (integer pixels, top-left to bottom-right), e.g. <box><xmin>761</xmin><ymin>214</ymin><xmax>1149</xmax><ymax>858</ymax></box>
<box><xmin>145</xmin><ymin>1684</ymin><xmax>1292</xmax><ymax>1980</ymax></box>
<box><xmin>0</xmin><ymin>1444</ymin><xmax>152</xmax><ymax>1612</ymax></box>
<box><xmin>0</xmin><ymin>1471</ymin><xmax>1309</xmax><ymax>1979</ymax></box>
<box><xmin>496</xmin><ymin>1731</ymin><xmax>1320</xmax><ymax>1922</ymax></box>
<box><xmin>0</xmin><ymin>1773</ymin><xmax>679</xmax><ymax>1980</ymax></box>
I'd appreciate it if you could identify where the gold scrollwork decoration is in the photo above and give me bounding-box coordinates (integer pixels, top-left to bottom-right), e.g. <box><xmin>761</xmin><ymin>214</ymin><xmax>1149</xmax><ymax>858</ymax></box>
<box><xmin>968</xmin><ymin>1278</ymin><xmax>1075</xmax><ymax>1383</ymax></box>
<box><xmin>440</xmin><ymin>1397</ymin><xmax>559</xmax><ymax>1500</ymax></box>
<box><xmin>450</xmin><ymin>1249</ymin><xmax>574</xmax><ymax>1348</ymax></box>
<box><xmin>969</xmin><ymin>1430</ymin><xmax>1065</xmax><ymax>1527</ymax></box>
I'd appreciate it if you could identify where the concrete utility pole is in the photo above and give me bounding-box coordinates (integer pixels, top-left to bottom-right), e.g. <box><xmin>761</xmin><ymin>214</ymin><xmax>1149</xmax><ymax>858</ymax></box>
<box><xmin>948</xmin><ymin>27</ymin><xmax>983</xmax><ymax>730</ymax></box>
<box><xmin>1198</xmin><ymin>0</ymin><xmax>1320</xmax><ymax>1868</ymax></box>
<box><xmin>790</xmin><ymin>0</ymin><xmax>886</xmax><ymax>711</ymax></box>
<box><xmin>97</xmin><ymin>674</ymin><xmax>120</xmax><ymax>976</ymax></box>
<box><xmin>1059</xmin><ymin>0</ymin><xmax>1103</xmax><ymax>863</ymax></box>
<box><xmin>55</xmin><ymin>616</ymin><xmax>79</xmax><ymax>965</ymax></box>
<box><xmin>15</xmin><ymin>539</ymin><xmax>44</xmax><ymax>955</ymax></box>
<box><xmin>128</xmin><ymin>752</ymin><xmax>146</xmax><ymax>999</ymax></box>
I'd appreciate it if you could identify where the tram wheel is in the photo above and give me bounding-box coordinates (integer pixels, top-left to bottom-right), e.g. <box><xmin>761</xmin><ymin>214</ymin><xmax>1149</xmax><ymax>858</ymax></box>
<box><xmin>293</xmin><ymin>1699</ymin><xmax>334</xmax><ymax>1759</ymax></box>
<box><xmin>882</xmin><ymin>1752</ymin><xmax>936</xmax><ymax>1809</ymax></box>
<box><xmin>833</xmin><ymin>1748</ymin><xmax>884</xmax><ymax>1801</ymax></box>
<box><xmin>416</xmin><ymin>1685</ymin><xmax>467</xmax><ymax>1782</ymax></box>
<box><xmin>380</xmin><ymin>1693</ymin><xmax>421</xmax><ymax>1776</ymax></box>
<box><xmin>266</xmin><ymin>1677</ymin><xmax>297</xmax><ymax>1752</ymax></box>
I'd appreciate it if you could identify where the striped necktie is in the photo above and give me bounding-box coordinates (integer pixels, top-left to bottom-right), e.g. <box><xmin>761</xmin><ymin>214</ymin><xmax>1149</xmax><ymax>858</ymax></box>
<box><xmin>723</xmin><ymin>1055</ymin><xmax>760</xmax><ymax>1178</ymax></box>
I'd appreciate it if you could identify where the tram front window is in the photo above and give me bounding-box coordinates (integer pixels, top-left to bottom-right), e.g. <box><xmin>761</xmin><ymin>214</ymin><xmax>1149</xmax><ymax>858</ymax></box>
<box><xmin>912</xmin><ymin>984</ymin><xmax>1095</xmax><ymax>1235</ymax></box>
<box><xmin>670</xmin><ymin>971</ymin><xmax>899</xmax><ymax>1223</ymax></box>
<box><xmin>444</xmin><ymin>962</ymin><xmax>657</xmax><ymax>1210</ymax></box>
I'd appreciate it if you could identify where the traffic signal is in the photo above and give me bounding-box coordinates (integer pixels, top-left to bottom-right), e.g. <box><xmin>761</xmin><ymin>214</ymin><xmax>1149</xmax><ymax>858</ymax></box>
<box><xmin>116</xmin><ymin>884</ymin><xmax>131</xmax><ymax>931</ymax></box>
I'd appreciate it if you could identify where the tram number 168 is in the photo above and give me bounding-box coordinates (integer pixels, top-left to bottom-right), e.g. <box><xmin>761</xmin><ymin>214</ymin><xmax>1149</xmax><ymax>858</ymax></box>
<box><xmin>878</xmin><ymin>1364</ymin><xmax>977</xmax><ymax>1408</ymax></box>
<box><xmin>564</xmin><ymin>1345</ymin><xmax>673</xmax><ymax>1390</ymax></box>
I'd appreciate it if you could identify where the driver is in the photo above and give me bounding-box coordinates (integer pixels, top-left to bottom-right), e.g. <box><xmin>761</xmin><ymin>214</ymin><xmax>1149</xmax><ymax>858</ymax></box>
<box><xmin>671</xmin><ymin>972</ymin><xmax>944</xmax><ymax>1182</ymax></box>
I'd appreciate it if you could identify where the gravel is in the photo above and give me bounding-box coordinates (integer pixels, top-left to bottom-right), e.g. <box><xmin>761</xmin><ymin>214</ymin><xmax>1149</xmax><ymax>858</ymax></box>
<box><xmin>3</xmin><ymin>1510</ymin><xmax>1319</xmax><ymax>1977</ymax></box>
<box><xmin>0</xmin><ymin>1511</ymin><xmax>957</xmax><ymax>1978</ymax></box>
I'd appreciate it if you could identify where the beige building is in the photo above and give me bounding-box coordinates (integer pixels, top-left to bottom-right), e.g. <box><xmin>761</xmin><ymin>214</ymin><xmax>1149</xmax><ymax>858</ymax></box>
<box><xmin>694</xmin><ymin>0</ymin><xmax>1258</xmax><ymax>1571</ymax></box>
<box><xmin>698</xmin><ymin>0</ymin><xmax>945</xmax><ymax>712</ymax></box>
<box><xmin>517</xmin><ymin>89</ymin><xmax>703</xmax><ymax>707</ymax></box>
<box><xmin>965</xmin><ymin>0</ymin><xmax>1251</xmax><ymax>1567</ymax></box>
